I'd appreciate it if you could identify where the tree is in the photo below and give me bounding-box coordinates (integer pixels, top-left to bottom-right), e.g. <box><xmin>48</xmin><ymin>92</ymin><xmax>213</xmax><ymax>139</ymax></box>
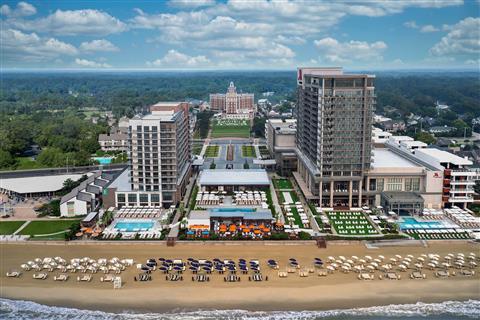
<box><xmin>0</xmin><ymin>150</ymin><xmax>15</xmax><ymax>169</ymax></box>
<box><xmin>415</xmin><ymin>132</ymin><xmax>436</xmax><ymax>145</ymax></box>
<box><xmin>252</xmin><ymin>116</ymin><xmax>266</xmax><ymax>138</ymax></box>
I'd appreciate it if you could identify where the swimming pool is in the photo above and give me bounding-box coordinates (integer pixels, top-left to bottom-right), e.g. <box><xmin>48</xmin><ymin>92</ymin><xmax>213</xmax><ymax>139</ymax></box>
<box><xmin>114</xmin><ymin>220</ymin><xmax>154</xmax><ymax>232</ymax></box>
<box><xmin>399</xmin><ymin>217</ymin><xmax>445</xmax><ymax>230</ymax></box>
<box><xmin>93</xmin><ymin>157</ymin><xmax>113</xmax><ymax>165</ymax></box>
<box><xmin>210</xmin><ymin>207</ymin><xmax>256</xmax><ymax>213</ymax></box>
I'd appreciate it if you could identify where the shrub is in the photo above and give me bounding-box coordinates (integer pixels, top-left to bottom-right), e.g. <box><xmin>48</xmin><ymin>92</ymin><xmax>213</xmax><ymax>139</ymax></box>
<box><xmin>298</xmin><ymin>231</ymin><xmax>312</xmax><ymax>240</ymax></box>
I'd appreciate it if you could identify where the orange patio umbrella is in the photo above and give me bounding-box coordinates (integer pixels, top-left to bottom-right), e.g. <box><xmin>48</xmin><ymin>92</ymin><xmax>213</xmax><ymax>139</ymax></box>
<box><xmin>253</xmin><ymin>229</ymin><xmax>261</xmax><ymax>234</ymax></box>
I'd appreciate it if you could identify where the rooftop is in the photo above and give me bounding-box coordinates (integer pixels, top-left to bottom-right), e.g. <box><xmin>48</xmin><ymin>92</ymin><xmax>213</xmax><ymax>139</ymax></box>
<box><xmin>415</xmin><ymin>148</ymin><xmax>473</xmax><ymax>166</ymax></box>
<box><xmin>199</xmin><ymin>169</ymin><xmax>270</xmax><ymax>186</ymax></box>
<box><xmin>372</xmin><ymin>149</ymin><xmax>420</xmax><ymax>169</ymax></box>
<box><xmin>1</xmin><ymin>174</ymin><xmax>86</xmax><ymax>194</ymax></box>
<box><xmin>107</xmin><ymin>168</ymin><xmax>131</xmax><ymax>192</ymax></box>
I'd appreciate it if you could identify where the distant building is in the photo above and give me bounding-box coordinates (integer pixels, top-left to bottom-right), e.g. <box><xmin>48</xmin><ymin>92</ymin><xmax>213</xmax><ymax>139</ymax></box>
<box><xmin>430</xmin><ymin>126</ymin><xmax>455</xmax><ymax>135</ymax></box>
<box><xmin>209</xmin><ymin>82</ymin><xmax>255</xmax><ymax>119</ymax></box>
<box><xmin>435</xmin><ymin>101</ymin><xmax>450</xmax><ymax>111</ymax></box>
<box><xmin>98</xmin><ymin>133</ymin><xmax>128</xmax><ymax>152</ymax></box>
<box><xmin>265</xmin><ymin>119</ymin><xmax>297</xmax><ymax>176</ymax></box>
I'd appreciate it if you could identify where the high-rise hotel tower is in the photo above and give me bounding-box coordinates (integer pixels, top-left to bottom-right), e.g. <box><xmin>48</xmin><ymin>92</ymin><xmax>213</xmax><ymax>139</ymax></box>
<box><xmin>294</xmin><ymin>67</ymin><xmax>375</xmax><ymax>208</ymax></box>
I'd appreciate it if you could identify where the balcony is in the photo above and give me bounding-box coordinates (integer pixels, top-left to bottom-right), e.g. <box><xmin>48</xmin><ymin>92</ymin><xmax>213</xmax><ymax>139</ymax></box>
<box><xmin>450</xmin><ymin>170</ymin><xmax>477</xmax><ymax>177</ymax></box>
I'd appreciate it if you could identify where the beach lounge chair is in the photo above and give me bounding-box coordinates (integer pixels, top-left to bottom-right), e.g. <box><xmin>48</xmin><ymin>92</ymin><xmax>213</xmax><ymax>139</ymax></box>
<box><xmin>76</xmin><ymin>275</ymin><xmax>92</xmax><ymax>282</ymax></box>
<box><xmin>278</xmin><ymin>271</ymin><xmax>288</xmax><ymax>278</ymax></box>
<box><xmin>100</xmin><ymin>275</ymin><xmax>115</xmax><ymax>282</ymax></box>
<box><xmin>54</xmin><ymin>274</ymin><xmax>69</xmax><ymax>281</ymax></box>
<box><xmin>6</xmin><ymin>271</ymin><xmax>21</xmax><ymax>278</ymax></box>
<box><xmin>33</xmin><ymin>273</ymin><xmax>48</xmax><ymax>280</ymax></box>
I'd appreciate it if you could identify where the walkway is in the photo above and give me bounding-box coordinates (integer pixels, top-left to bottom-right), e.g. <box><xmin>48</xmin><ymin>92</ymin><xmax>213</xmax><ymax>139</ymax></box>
<box><xmin>268</xmin><ymin>173</ymin><xmax>284</xmax><ymax>223</ymax></box>
<box><xmin>13</xmin><ymin>221</ymin><xmax>30</xmax><ymax>235</ymax></box>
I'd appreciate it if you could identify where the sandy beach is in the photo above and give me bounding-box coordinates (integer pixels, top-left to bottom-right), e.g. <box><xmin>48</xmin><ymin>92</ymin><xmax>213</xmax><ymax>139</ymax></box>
<box><xmin>1</xmin><ymin>241</ymin><xmax>479</xmax><ymax>312</ymax></box>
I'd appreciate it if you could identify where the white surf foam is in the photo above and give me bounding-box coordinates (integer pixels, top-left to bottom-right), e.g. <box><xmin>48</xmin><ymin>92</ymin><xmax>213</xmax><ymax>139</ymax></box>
<box><xmin>1</xmin><ymin>298</ymin><xmax>479</xmax><ymax>320</ymax></box>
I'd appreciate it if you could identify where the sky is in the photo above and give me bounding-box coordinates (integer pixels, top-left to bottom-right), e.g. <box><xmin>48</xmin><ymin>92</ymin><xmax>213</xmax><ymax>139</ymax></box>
<box><xmin>1</xmin><ymin>0</ymin><xmax>479</xmax><ymax>70</ymax></box>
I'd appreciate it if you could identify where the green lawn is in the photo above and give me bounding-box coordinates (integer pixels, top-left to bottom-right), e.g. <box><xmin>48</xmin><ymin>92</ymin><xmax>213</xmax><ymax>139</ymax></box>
<box><xmin>326</xmin><ymin>211</ymin><xmax>378</xmax><ymax>236</ymax></box>
<box><xmin>18</xmin><ymin>219</ymin><xmax>80</xmax><ymax>236</ymax></box>
<box><xmin>290</xmin><ymin>207</ymin><xmax>304</xmax><ymax>228</ymax></box>
<box><xmin>192</xmin><ymin>144</ymin><xmax>203</xmax><ymax>156</ymax></box>
<box><xmin>211</xmin><ymin>119</ymin><xmax>250</xmax><ymax>138</ymax></box>
<box><xmin>0</xmin><ymin>221</ymin><xmax>26</xmax><ymax>235</ymax></box>
<box><xmin>15</xmin><ymin>157</ymin><xmax>46</xmax><ymax>170</ymax></box>
<box><xmin>242</xmin><ymin>145</ymin><xmax>256</xmax><ymax>157</ymax></box>
<box><xmin>273</xmin><ymin>179</ymin><xmax>293</xmax><ymax>190</ymax></box>
<box><xmin>204</xmin><ymin>145</ymin><xmax>219</xmax><ymax>157</ymax></box>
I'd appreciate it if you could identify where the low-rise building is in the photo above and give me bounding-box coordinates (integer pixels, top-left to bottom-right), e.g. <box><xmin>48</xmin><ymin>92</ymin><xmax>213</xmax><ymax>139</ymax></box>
<box><xmin>60</xmin><ymin>171</ymin><xmax>115</xmax><ymax>217</ymax></box>
<box><xmin>98</xmin><ymin>133</ymin><xmax>128</xmax><ymax>152</ymax></box>
<box><xmin>265</xmin><ymin>119</ymin><xmax>297</xmax><ymax>176</ymax></box>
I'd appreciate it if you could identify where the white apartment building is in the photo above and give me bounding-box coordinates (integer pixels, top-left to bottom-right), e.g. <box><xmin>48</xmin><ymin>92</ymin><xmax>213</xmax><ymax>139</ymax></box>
<box><xmin>119</xmin><ymin>102</ymin><xmax>191</xmax><ymax>208</ymax></box>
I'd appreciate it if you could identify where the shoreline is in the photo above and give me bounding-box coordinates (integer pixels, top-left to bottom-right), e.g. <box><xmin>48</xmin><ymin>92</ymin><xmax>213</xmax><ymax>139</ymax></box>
<box><xmin>2</xmin><ymin>281</ymin><xmax>479</xmax><ymax>313</ymax></box>
<box><xmin>1</xmin><ymin>242</ymin><xmax>479</xmax><ymax>313</ymax></box>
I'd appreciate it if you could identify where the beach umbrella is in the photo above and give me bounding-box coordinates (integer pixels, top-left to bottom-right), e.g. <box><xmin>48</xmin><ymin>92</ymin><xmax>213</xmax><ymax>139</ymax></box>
<box><xmin>395</xmin><ymin>255</ymin><xmax>402</xmax><ymax>260</ymax></box>
<box><xmin>351</xmin><ymin>256</ymin><xmax>359</xmax><ymax>261</ymax></box>
<box><xmin>378</xmin><ymin>255</ymin><xmax>385</xmax><ymax>260</ymax></box>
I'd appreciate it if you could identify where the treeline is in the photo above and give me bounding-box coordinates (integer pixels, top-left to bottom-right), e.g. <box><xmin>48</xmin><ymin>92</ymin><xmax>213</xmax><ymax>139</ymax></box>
<box><xmin>0</xmin><ymin>109</ymin><xmax>108</xmax><ymax>169</ymax></box>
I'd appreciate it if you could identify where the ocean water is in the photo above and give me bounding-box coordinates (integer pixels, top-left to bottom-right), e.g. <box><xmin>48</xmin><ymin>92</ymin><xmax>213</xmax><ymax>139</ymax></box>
<box><xmin>1</xmin><ymin>299</ymin><xmax>479</xmax><ymax>320</ymax></box>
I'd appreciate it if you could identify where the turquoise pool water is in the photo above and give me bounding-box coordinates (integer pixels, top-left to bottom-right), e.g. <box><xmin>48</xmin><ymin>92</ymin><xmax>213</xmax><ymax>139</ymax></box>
<box><xmin>210</xmin><ymin>207</ymin><xmax>255</xmax><ymax>213</ymax></box>
<box><xmin>114</xmin><ymin>220</ymin><xmax>154</xmax><ymax>232</ymax></box>
<box><xmin>399</xmin><ymin>217</ymin><xmax>444</xmax><ymax>230</ymax></box>
<box><xmin>93</xmin><ymin>157</ymin><xmax>112</xmax><ymax>164</ymax></box>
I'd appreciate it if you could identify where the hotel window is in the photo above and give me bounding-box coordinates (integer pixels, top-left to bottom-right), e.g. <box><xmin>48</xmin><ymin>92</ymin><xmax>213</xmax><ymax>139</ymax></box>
<box><xmin>377</xmin><ymin>178</ymin><xmax>384</xmax><ymax>191</ymax></box>
<box><xmin>139</xmin><ymin>193</ymin><xmax>149</xmax><ymax>205</ymax></box>
<box><xmin>386</xmin><ymin>178</ymin><xmax>403</xmax><ymax>191</ymax></box>
<box><xmin>412</xmin><ymin>178</ymin><xmax>420</xmax><ymax>191</ymax></box>
<box><xmin>405</xmin><ymin>178</ymin><xmax>421</xmax><ymax>191</ymax></box>
<box><xmin>128</xmin><ymin>193</ymin><xmax>137</xmax><ymax>204</ymax></box>
<box><xmin>151</xmin><ymin>194</ymin><xmax>160</xmax><ymax>204</ymax></box>
<box><xmin>117</xmin><ymin>194</ymin><xmax>126</xmax><ymax>203</ymax></box>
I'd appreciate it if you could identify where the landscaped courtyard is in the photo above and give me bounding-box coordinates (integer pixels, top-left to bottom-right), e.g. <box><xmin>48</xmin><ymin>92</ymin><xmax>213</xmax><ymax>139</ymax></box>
<box><xmin>210</xmin><ymin>119</ymin><xmax>250</xmax><ymax>138</ymax></box>
<box><xmin>0</xmin><ymin>221</ymin><xmax>26</xmax><ymax>235</ymax></box>
<box><xmin>192</xmin><ymin>144</ymin><xmax>203</xmax><ymax>156</ymax></box>
<box><xmin>242</xmin><ymin>145</ymin><xmax>256</xmax><ymax>157</ymax></box>
<box><xmin>273</xmin><ymin>179</ymin><xmax>293</xmax><ymax>190</ymax></box>
<box><xmin>204</xmin><ymin>145</ymin><xmax>219</xmax><ymax>157</ymax></box>
<box><xmin>326</xmin><ymin>211</ymin><xmax>379</xmax><ymax>236</ymax></box>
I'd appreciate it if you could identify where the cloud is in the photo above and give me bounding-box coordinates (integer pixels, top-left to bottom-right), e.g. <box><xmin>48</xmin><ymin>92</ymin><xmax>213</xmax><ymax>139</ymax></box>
<box><xmin>430</xmin><ymin>17</ymin><xmax>480</xmax><ymax>57</ymax></box>
<box><xmin>0</xmin><ymin>28</ymin><xmax>78</xmax><ymax>63</ymax></box>
<box><xmin>404</xmin><ymin>20</ymin><xmax>419</xmax><ymax>29</ymax></box>
<box><xmin>146</xmin><ymin>49</ymin><xmax>211</xmax><ymax>67</ymax></box>
<box><xmin>405</xmin><ymin>21</ymin><xmax>440</xmax><ymax>32</ymax></box>
<box><xmin>420</xmin><ymin>25</ymin><xmax>439</xmax><ymax>33</ymax></box>
<box><xmin>0</xmin><ymin>1</ymin><xmax>36</xmax><ymax>17</ymax></box>
<box><xmin>80</xmin><ymin>39</ymin><xmax>119</xmax><ymax>52</ymax></box>
<box><xmin>314</xmin><ymin>37</ymin><xmax>387</xmax><ymax>64</ymax></box>
<box><xmin>75</xmin><ymin>58</ymin><xmax>111</xmax><ymax>68</ymax></box>
<box><xmin>8</xmin><ymin>9</ymin><xmax>127</xmax><ymax>36</ymax></box>
<box><xmin>168</xmin><ymin>0</ymin><xmax>216</xmax><ymax>8</ymax></box>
